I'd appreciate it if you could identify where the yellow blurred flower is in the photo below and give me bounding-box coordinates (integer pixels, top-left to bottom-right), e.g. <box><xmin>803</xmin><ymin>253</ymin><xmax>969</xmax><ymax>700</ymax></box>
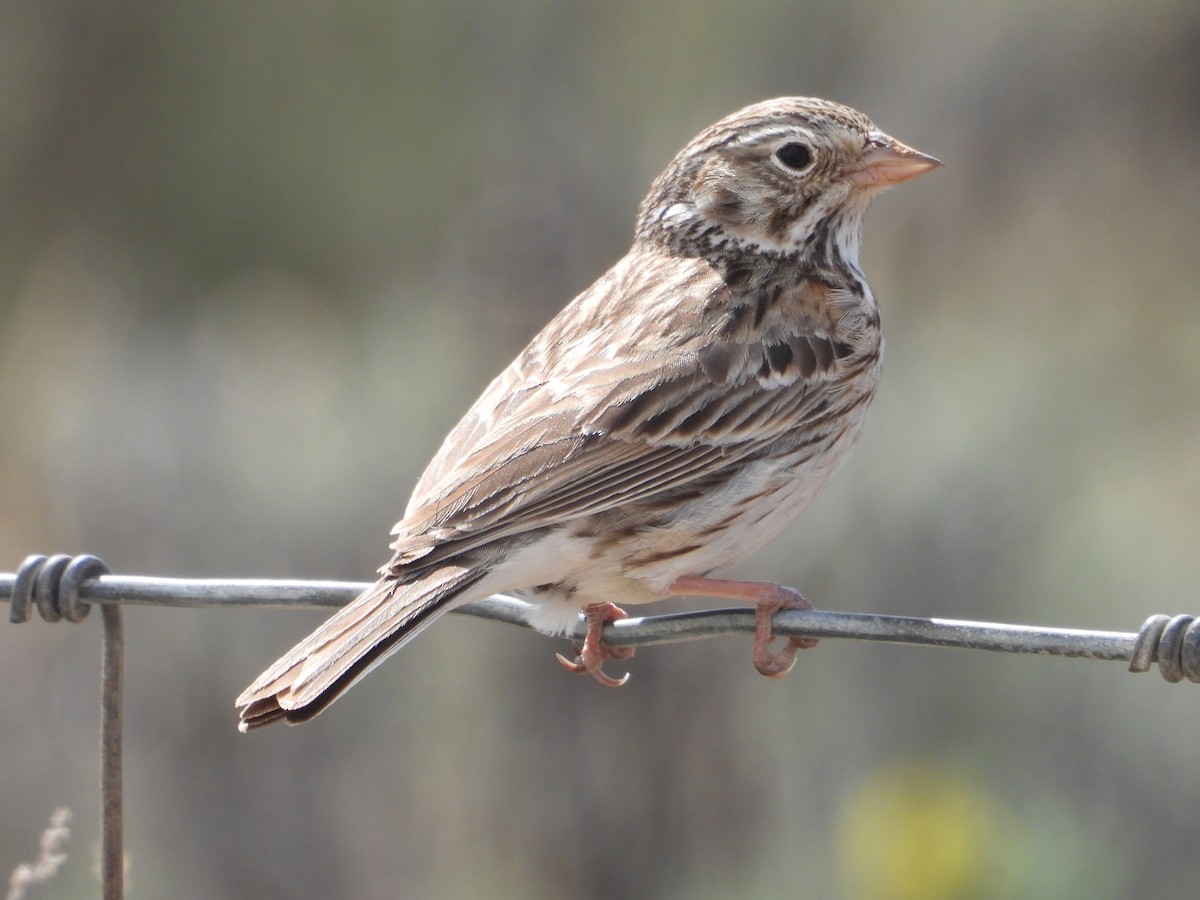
<box><xmin>837</xmin><ymin>760</ymin><xmax>1009</xmax><ymax>900</ymax></box>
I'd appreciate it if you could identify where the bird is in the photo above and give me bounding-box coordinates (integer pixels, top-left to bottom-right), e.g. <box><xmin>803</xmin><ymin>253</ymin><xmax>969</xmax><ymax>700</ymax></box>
<box><xmin>236</xmin><ymin>97</ymin><xmax>939</xmax><ymax>730</ymax></box>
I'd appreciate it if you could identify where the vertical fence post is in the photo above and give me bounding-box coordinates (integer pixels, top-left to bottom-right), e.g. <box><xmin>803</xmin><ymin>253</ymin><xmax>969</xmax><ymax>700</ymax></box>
<box><xmin>100</xmin><ymin>604</ymin><xmax>123</xmax><ymax>900</ymax></box>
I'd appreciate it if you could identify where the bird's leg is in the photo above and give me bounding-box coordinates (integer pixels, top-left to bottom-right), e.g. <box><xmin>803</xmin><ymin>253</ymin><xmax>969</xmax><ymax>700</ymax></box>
<box><xmin>667</xmin><ymin>575</ymin><xmax>818</xmax><ymax>677</ymax></box>
<box><xmin>555</xmin><ymin>601</ymin><xmax>633</xmax><ymax>687</ymax></box>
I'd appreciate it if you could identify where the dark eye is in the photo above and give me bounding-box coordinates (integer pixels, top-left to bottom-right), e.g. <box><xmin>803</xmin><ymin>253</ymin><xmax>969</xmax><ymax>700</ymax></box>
<box><xmin>774</xmin><ymin>142</ymin><xmax>813</xmax><ymax>172</ymax></box>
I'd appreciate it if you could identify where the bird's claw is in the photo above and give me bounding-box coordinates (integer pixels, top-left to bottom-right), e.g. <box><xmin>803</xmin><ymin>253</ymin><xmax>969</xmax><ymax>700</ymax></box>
<box><xmin>555</xmin><ymin>651</ymin><xmax>631</xmax><ymax>687</ymax></box>
<box><xmin>754</xmin><ymin>585</ymin><xmax>818</xmax><ymax>678</ymax></box>
<box><xmin>753</xmin><ymin>639</ymin><xmax>807</xmax><ymax>678</ymax></box>
<box><xmin>554</xmin><ymin>601</ymin><xmax>633</xmax><ymax>687</ymax></box>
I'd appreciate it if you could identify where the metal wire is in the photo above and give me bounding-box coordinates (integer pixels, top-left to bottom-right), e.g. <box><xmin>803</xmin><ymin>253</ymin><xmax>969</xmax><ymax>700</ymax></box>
<box><xmin>8</xmin><ymin>555</ymin><xmax>123</xmax><ymax>900</ymax></box>
<box><xmin>6</xmin><ymin>553</ymin><xmax>1198</xmax><ymax>900</ymax></box>
<box><xmin>99</xmin><ymin>603</ymin><xmax>122</xmax><ymax>900</ymax></box>
<box><xmin>4</xmin><ymin>556</ymin><xmax>1198</xmax><ymax>681</ymax></box>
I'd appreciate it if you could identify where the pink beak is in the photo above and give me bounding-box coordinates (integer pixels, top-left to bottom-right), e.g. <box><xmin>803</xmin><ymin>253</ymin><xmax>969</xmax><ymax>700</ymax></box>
<box><xmin>847</xmin><ymin>132</ymin><xmax>942</xmax><ymax>187</ymax></box>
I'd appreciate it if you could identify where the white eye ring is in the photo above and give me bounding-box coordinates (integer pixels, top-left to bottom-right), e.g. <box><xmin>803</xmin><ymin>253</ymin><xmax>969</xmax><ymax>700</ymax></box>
<box><xmin>773</xmin><ymin>141</ymin><xmax>816</xmax><ymax>174</ymax></box>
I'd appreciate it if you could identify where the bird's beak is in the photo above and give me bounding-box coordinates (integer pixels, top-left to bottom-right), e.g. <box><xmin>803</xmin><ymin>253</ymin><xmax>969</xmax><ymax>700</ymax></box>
<box><xmin>847</xmin><ymin>133</ymin><xmax>942</xmax><ymax>187</ymax></box>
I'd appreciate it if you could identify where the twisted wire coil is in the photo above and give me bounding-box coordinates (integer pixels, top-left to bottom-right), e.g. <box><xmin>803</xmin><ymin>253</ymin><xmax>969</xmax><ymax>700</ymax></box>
<box><xmin>10</xmin><ymin>553</ymin><xmax>109</xmax><ymax>625</ymax></box>
<box><xmin>1128</xmin><ymin>613</ymin><xmax>1200</xmax><ymax>683</ymax></box>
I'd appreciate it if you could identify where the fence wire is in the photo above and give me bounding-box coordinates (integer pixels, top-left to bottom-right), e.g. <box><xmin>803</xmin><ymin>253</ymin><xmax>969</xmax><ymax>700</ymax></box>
<box><xmin>6</xmin><ymin>557</ymin><xmax>1200</xmax><ymax>673</ymax></box>
<box><xmin>4</xmin><ymin>553</ymin><xmax>1200</xmax><ymax>900</ymax></box>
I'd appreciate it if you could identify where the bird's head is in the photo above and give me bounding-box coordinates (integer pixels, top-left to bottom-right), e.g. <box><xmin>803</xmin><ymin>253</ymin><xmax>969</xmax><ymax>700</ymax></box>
<box><xmin>638</xmin><ymin>97</ymin><xmax>940</xmax><ymax>264</ymax></box>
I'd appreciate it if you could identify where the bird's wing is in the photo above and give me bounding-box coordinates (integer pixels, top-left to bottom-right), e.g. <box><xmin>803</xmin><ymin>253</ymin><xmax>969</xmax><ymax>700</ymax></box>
<box><xmin>389</xmin><ymin>250</ymin><xmax>871</xmax><ymax>569</ymax></box>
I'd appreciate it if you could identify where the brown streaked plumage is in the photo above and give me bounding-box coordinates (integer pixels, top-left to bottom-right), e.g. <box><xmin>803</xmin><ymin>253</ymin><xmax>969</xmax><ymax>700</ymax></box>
<box><xmin>237</xmin><ymin>97</ymin><xmax>939</xmax><ymax>730</ymax></box>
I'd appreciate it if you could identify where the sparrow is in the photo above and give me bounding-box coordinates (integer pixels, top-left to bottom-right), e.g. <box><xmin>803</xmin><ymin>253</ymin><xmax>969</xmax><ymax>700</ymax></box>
<box><xmin>237</xmin><ymin>97</ymin><xmax>939</xmax><ymax>730</ymax></box>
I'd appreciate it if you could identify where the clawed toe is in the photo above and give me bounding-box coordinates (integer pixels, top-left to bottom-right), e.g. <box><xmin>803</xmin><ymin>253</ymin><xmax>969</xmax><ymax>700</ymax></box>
<box><xmin>753</xmin><ymin>586</ymin><xmax>818</xmax><ymax>677</ymax></box>
<box><xmin>754</xmin><ymin>647</ymin><xmax>796</xmax><ymax>678</ymax></box>
<box><xmin>555</xmin><ymin>651</ymin><xmax>586</xmax><ymax>674</ymax></box>
<box><xmin>549</xmin><ymin>583</ymin><xmax>816</xmax><ymax>684</ymax></box>
<box><xmin>667</xmin><ymin>576</ymin><xmax>818</xmax><ymax>680</ymax></box>
<box><xmin>556</xmin><ymin>651</ymin><xmax>630</xmax><ymax>687</ymax></box>
<box><xmin>554</xmin><ymin>601</ymin><xmax>633</xmax><ymax>687</ymax></box>
<box><xmin>753</xmin><ymin>637</ymin><xmax>812</xmax><ymax>678</ymax></box>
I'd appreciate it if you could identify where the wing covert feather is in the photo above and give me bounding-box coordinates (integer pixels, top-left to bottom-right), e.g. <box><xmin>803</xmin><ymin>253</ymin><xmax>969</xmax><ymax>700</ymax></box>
<box><xmin>390</xmin><ymin>249</ymin><xmax>870</xmax><ymax>565</ymax></box>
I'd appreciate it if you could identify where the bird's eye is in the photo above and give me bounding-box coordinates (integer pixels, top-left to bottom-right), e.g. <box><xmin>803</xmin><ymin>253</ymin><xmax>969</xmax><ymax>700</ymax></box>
<box><xmin>774</xmin><ymin>142</ymin><xmax>814</xmax><ymax>172</ymax></box>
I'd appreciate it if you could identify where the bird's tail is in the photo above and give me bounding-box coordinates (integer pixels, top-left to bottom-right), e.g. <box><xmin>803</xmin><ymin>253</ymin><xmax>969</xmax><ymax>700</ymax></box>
<box><xmin>236</xmin><ymin>564</ymin><xmax>485</xmax><ymax>730</ymax></box>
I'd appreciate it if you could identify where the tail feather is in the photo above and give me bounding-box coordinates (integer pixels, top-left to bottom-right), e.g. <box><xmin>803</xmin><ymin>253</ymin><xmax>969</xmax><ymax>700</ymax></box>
<box><xmin>236</xmin><ymin>565</ymin><xmax>485</xmax><ymax>730</ymax></box>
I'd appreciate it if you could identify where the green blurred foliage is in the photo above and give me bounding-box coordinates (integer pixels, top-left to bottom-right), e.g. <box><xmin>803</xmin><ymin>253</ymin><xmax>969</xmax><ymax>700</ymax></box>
<box><xmin>2</xmin><ymin>1</ymin><xmax>1199</xmax><ymax>897</ymax></box>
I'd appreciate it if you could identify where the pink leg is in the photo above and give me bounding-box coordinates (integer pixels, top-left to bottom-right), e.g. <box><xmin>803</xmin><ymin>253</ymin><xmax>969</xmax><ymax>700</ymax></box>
<box><xmin>555</xmin><ymin>601</ymin><xmax>634</xmax><ymax>687</ymax></box>
<box><xmin>667</xmin><ymin>575</ymin><xmax>818</xmax><ymax>678</ymax></box>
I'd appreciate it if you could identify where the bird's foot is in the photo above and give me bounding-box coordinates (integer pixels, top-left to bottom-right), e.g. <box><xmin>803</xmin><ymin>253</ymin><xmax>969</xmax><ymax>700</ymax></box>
<box><xmin>667</xmin><ymin>576</ymin><xmax>818</xmax><ymax>678</ymax></box>
<box><xmin>555</xmin><ymin>601</ymin><xmax>634</xmax><ymax>687</ymax></box>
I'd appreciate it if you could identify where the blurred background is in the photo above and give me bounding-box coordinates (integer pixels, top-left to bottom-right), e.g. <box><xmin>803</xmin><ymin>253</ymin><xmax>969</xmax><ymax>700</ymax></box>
<box><xmin>2</xmin><ymin>1</ymin><xmax>1199</xmax><ymax>897</ymax></box>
